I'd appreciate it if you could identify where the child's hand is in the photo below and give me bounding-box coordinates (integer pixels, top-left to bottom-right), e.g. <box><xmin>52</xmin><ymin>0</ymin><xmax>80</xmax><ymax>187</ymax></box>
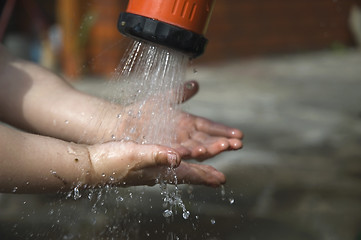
<box><xmin>86</xmin><ymin>141</ymin><xmax>226</xmax><ymax>187</ymax></box>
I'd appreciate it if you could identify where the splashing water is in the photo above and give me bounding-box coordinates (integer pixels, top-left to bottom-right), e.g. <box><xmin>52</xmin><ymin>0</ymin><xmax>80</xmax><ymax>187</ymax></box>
<box><xmin>109</xmin><ymin>40</ymin><xmax>187</xmax><ymax>146</ymax></box>
<box><xmin>105</xmin><ymin>40</ymin><xmax>189</xmax><ymax>218</ymax></box>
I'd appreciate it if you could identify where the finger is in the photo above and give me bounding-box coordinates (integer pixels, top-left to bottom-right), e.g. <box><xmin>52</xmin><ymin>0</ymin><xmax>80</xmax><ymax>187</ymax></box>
<box><xmin>125</xmin><ymin>162</ymin><xmax>225</xmax><ymax>187</ymax></box>
<box><xmin>228</xmin><ymin>138</ymin><xmax>243</xmax><ymax>150</ymax></box>
<box><xmin>104</xmin><ymin>142</ymin><xmax>181</xmax><ymax>170</ymax></box>
<box><xmin>167</xmin><ymin>80</ymin><xmax>198</xmax><ymax>105</ymax></box>
<box><xmin>191</xmin><ymin>132</ymin><xmax>230</xmax><ymax>150</ymax></box>
<box><xmin>180</xmin><ymin>138</ymin><xmax>228</xmax><ymax>161</ymax></box>
<box><xmin>191</xmin><ymin>133</ymin><xmax>229</xmax><ymax>159</ymax></box>
<box><xmin>180</xmin><ymin>139</ymin><xmax>207</xmax><ymax>159</ymax></box>
<box><xmin>195</xmin><ymin>117</ymin><xmax>243</xmax><ymax>139</ymax></box>
<box><xmin>124</xmin><ymin>142</ymin><xmax>181</xmax><ymax>170</ymax></box>
<box><xmin>174</xmin><ymin>162</ymin><xmax>226</xmax><ymax>187</ymax></box>
<box><xmin>171</xmin><ymin>144</ymin><xmax>192</xmax><ymax>159</ymax></box>
<box><xmin>177</xmin><ymin>80</ymin><xmax>199</xmax><ymax>103</ymax></box>
<box><xmin>186</xmin><ymin>132</ymin><xmax>243</xmax><ymax>159</ymax></box>
<box><xmin>191</xmin><ymin>132</ymin><xmax>243</xmax><ymax>151</ymax></box>
<box><xmin>119</xmin><ymin>166</ymin><xmax>168</xmax><ymax>187</ymax></box>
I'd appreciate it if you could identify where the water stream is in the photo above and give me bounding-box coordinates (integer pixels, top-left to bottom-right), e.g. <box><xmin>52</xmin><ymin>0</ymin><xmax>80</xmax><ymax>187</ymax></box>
<box><xmin>108</xmin><ymin>40</ymin><xmax>187</xmax><ymax>146</ymax></box>
<box><xmin>104</xmin><ymin>40</ymin><xmax>190</xmax><ymax>220</ymax></box>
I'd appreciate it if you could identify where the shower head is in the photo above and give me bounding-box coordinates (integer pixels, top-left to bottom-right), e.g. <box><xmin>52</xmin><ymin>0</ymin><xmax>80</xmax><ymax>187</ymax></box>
<box><xmin>117</xmin><ymin>0</ymin><xmax>215</xmax><ymax>58</ymax></box>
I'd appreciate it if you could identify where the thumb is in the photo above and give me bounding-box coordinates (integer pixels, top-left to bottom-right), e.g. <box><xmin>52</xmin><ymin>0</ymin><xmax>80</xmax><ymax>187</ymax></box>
<box><xmin>128</xmin><ymin>143</ymin><xmax>181</xmax><ymax>170</ymax></box>
<box><xmin>173</xmin><ymin>80</ymin><xmax>199</xmax><ymax>104</ymax></box>
<box><xmin>88</xmin><ymin>142</ymin><xmax>181</xmax><ymax>181</ymax></box>
<box><xmin>181</xmin><ymin>80</ymin><xmax>199</xmax><ymax>103</ymax></box>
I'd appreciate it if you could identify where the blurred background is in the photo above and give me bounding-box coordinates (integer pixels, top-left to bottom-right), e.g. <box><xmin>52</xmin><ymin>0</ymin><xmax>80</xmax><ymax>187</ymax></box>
<box><xmin>1</xmin><ymin>0</ymin><xmax>361</xmax><ymax>239</ymax></box>
<box><xmin>1</xmin><ymin>0</ymin><xmax>360</xmax><ymax>78</ymax></box>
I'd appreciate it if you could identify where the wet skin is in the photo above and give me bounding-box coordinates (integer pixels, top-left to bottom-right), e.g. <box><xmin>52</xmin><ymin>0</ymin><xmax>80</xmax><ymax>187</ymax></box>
<box><xmin>0</xmin><ymin>45</ymin><xmax>243</xmax><ymax>192</ymax></box>
<box><xmin>102</xmin><ymin>80</ymin><xmax>243</xmax><ymax>187</ymax></box>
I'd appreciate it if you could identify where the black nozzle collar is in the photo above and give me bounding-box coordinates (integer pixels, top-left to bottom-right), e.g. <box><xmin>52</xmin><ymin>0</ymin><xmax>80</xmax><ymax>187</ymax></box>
<box><xmin>118</xmin><ymin>12</ymin><xmax>207</xmax><ymax>58</ymax></box>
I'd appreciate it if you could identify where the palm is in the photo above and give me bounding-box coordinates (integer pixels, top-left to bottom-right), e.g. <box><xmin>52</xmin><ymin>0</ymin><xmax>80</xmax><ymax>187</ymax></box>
<box><xmin>113</xmin><ymin>80</ymin><xmax>243</xmax><ymax>161</ymax></box>
<box><xmin>173</xmin><ymin>112</ymin><xmax>242</xmax><ymax>160</ymax></box>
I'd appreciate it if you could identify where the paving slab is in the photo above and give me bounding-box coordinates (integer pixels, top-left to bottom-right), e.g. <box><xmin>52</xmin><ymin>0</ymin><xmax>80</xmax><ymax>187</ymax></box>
<box><xmin>1</xmin><ymin>49</ymin><xmax>360</xmax><ymax>240</ymax></box>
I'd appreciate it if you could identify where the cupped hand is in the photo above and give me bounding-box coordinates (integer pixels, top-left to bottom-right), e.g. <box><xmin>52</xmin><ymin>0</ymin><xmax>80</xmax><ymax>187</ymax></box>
<box><xmin>114</xmin><ymin>80</ymin><xmax>243</xmax><ymax>161</ymax></box>
<box><xmin>173</xmin><ymin>80</ymin><xmax>243</xmax><ymax>160</ymax></box>
<box><xmin>86</xmin><ymin>141</ymin><xmax>225</xmax><ymax>187</ymax></box>
<box><xmin>173</xmin><ymin>113</ymin><xmax>243</xmax><ymax>161</ymax></box>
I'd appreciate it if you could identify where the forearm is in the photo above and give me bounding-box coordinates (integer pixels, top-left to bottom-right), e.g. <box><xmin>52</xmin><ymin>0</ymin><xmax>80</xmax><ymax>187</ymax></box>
<box><xmin>0</xmin><ymin>45</ymin><xmax>119</xmax><ymax>143</ymax></box>
<box><xmin>0</xmin><ymin>124</ymin><xmax>94</xmax><ymax>193</ymax></box>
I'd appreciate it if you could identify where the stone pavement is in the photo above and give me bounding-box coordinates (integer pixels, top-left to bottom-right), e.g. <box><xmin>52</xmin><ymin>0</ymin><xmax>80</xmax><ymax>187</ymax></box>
<box><xmin>185</xmin><ymin>49</ymin><xmax>361</xmax><ymax>240</ymax></box>
<box><xmin>1</xmin><ymin>49</ymin><xmax>360</xmax><ymax>239</ymax></box>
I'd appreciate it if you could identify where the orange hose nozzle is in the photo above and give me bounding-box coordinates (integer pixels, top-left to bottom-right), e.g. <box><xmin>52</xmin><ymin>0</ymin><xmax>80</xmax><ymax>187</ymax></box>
<box><xmin>118</xmin><ymin>0</ymin><xmax>216</xmax><ymax>57</ymax></box>
<box><xmin>126</xmin><ymin>0</ymin><xmax>215</xmax><ymax>35</ymax></box>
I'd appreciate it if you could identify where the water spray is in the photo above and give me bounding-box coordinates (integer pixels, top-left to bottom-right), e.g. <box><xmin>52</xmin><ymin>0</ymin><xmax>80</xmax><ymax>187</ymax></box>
<box><xmin>118</xmin><ymin>0</ymin><xmax>216</xmax><ymax>58</ymax></box>
<box><xmin>115</xmin><ymin>0</ymin><xmax>216</xmax><ymax>221</ymax></box>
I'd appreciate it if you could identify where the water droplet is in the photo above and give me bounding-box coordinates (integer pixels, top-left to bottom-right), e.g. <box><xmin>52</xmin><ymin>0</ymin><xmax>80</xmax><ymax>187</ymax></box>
<box><xmin>129</xmin><ymin>127</ymin><xmax>135</xmax><ymax>134</ymax></box>
<box><xmin>117</xmin><ymin>113</ymin><xmax>122</xmax><ymax>118</ymax></box>
<box><xmin>101</xmin><ymin>173</ymin><xmax>106</xmax><ymax>178</ymax></box>
<box><xmin>116</xmin><ymin>196</ymin><xmax>124</xmax><ymax>202</ymax></box>
<box><xmin>220</xmin><ymin>185</ymin><xmax>226</xmax><ymax>200</ymax></box>
<box><xmin>111</xmin><ymin>134</ymin><xmax>116</xmax><ymax>140</ymax></box>
<box><xmin>229</xmin><ymin>198</ymin><xmax>235</xmax><ymax>204</ymax></box>
<box><xmin>210</xmin><ymin>218</ymin><xmax>216</xmax><ymax>224</ymax></box>
<box><xmin>12</xmin><ymin>186</ymin><xmax>18</xmax><ymax>193</ymax></box>
<box><xmin>163</xmin><ymin>209</ymin><xmax>173</xmax><ymax>218</ymax></box>
<box><xmin>67</xmin><ymin>146</ymin><xmax>76</xmax><ymax>155</ymax></box>
<box><xmin>64</xmin><ymin>120</ymin><xmax>69</xmax><ymax>124</ymax></box>
<box><xmin>73</xmin><ymin>187</ymin><xmax>81</xmax><ymax>200</ymax></box>
<box><xmin>182</xmin><ymin>211</ymin><xmax>190</xmax><ymax>219</ymax></box>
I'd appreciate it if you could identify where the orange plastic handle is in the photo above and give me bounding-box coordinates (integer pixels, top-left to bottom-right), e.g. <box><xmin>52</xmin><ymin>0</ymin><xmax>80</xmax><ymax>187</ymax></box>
<box><xmin>126</xmin><ymin>0</ymin><xmax>215</xmax><ymax>35</ymax></box>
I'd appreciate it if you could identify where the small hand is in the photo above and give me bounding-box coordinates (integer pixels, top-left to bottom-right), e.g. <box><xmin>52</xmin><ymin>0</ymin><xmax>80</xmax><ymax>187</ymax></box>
<box><xmin>86</xmin><ymin>141</ymin><xmax>225</xmax><ymax>187</ymax></box>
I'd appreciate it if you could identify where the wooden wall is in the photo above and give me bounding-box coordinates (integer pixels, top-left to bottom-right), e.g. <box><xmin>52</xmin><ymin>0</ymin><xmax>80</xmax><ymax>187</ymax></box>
<box><xmin>201</xmin><ymin>0</ymin><xmax>360</xmax><ymax>63</ymax></box>
<box><xmin>54</xmin><ymin>0</ymin><xmax>360</xmax><ymax>76</ymax></box>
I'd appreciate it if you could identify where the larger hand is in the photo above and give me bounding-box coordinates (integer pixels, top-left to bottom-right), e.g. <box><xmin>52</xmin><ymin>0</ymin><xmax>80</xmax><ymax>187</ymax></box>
<box><xmin>114</xmin><ymin>80</ymin><xmax>243</xmax><ymax>161</ymax></box>
<box><xmin>174</xmin><ymin>112</ymin><xmax>243</xmax><ymax>161</ymax></box>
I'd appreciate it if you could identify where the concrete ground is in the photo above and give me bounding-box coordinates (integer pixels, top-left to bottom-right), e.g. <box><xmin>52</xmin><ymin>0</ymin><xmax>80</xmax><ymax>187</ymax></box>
<box><xmin>0</xmin><ymin>49</ymin><xmax>360</xmax><ymax>240</ymax></box>
<box><xmin>186</xmin><ymin>49</ymin><xmax>361</xmax><ymax>240</ymax></box>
